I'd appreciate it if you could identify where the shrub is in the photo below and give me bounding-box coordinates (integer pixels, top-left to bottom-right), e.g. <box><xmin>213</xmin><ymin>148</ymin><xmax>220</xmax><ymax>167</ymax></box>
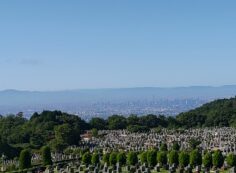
<box><xmin>41</xmin><ymin>146</ymin><xmax>52</xmax><ymax>166</ymax></box>
<box><xmin>19</xmin><ymin>149</ymin><xmax>31</xmax><ymax>169</ymax></box>
<box><xmin>127</xmin><ymin>152</ymin><xmax>138</xmax><ymax>165</ymax></box>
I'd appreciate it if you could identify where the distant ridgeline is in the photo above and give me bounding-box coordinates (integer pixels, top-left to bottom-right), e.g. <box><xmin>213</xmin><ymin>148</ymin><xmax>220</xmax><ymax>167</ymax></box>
<box><xmin>0</xmin><ymin>97</ymin><xmax>236</xmax><ymax>158</ymax></box>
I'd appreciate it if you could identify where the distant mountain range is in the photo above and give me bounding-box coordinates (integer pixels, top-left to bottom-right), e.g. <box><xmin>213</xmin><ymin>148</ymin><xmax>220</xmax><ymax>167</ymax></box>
<box><xmin>0</xmin><ymin>85</ymin><xmax>236</xmax><ymax>118</ymax></box>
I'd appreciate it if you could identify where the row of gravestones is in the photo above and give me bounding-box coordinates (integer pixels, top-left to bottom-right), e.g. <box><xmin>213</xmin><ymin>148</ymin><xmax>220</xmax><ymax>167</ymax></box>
<box><xmin>42</xmin><ymin>162</ymin><xmax>236</xmax><ymax>173</ymax></box>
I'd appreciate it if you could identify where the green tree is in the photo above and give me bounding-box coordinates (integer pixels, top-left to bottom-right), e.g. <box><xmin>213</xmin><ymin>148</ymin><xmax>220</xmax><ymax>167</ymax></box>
<box><xmin>117</xmin><ymin>152</ymin><xmax>126</xmax><ymax>166</ymax></box>
<box><xmin>212</xmin><ymin>150</ymin><xmax>224</xmax><ymax>169</ymax></box>
<box><xmin>91</xmin><ymin>152</ymin><xmax>100</xmax><ymax>165</ymax></box>
<box><xmin>147</xmin><ymin>150</ymin><xmax>157</xmax><ymax>166</ymax></box>
<box><xmin>91</xmin><ymin>128</ymin><xmax>98</xmax><ymax>138</ymax></box>
<box><xmin>227</xmin><ymin>153</ymin><xmax>236</xmax><ymax>167</ymax></box>
<box><xmin>41</xmin><ymin>146</ymin><xmax>52</xmax><ymax>166</ymax></box>
<box><xmin>168</xmin><ymin>150</ymin><xmax>179</xmax><ymax>166</ymax></box>
<box><xmin>89</xmin><ymin>117</ymin><xmax>107</xmax><ymax>130</ymax></box>
<box><xmin>103</xmin><ymin>153</ymin><xmax>110</xmax><ymax>164</ymax></box>
<box><xmin>109</xmin><ymin>152</ymin><xmax>117</xmax><ymax>166</ymax></box>
<box><xmin>54</xmin><ymin>124</ymin><xmax>80</xmax><ymax>150</ymax></box>
<box><xmin>190</xmin><ymin>149</ymin><xmax>202</xmax><ymax>167</ymax></box>
<box><xmin>140</xmin><ymin>151</ymin><xmax>148</xmax><ymax>164</ymax></box>
<box><xmin>203</xmin><ymin>152</ymin><xmax>212</xmax><ymax>169</ymax></box>
<box><xmin>157</xmin><ymin>151</ymin><xmax>167</xmax><ymax>166</ymax></box>
<box><xmin>108</xmin><ymin>115</ymin><xmax>127</xmax><ymax>130</ymax></box>
<box><xmin>19</xmin><ymin>149</ymin><xmax>31</xmax><ymax>169</ymax></box>
<box><xmin>179</xmin><ymin>151</ymin><xmax>189</xmax><ymax>168</ymax></box>
<box><xmin>82</xmin><ymin>152</ymin><xmax>91</xmax><ymax>165</ymax></box>
<box><xmin>127</xmin><ymin>152</ymin><xmax>138</xmax><ymax>165</ymax></box>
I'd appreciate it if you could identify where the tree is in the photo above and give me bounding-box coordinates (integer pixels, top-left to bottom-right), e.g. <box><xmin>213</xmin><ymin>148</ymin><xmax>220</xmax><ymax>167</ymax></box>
<box><xmin>109</xmin><ymin>152</ymin><xmax>117</xmax><ymax>166</ymax></box>
<box><xmin>91</xmin><ymin>152</ymin><xmax>100</xmax><ymax>165</ymax></box>
<box><xmin>108</xmin><ymin>115</ymin><xmax>127</xmax><ymax>130</ymax></box>
<box><xmin>91</xmin><ymin>128</ymin><xmax>98</xmax><ymax>138</ymax></box>
<box><xmin>179</xmin><ymin>151</ymin><xmax>189</xmax><ymax>168</ymax></box>
<box><xmin>127</xmin><ymin>152</ymin><xmax>138</xmax><ymax>165</ymax></box>
<box><xmin>190</xmin><ymin>149</ymin><xmax>202</xmax><ymax>167</ymax></box>
<box><xmin>203</xmin><ymin>152</ymin><xmax>212</xmax><ymax>169</ymax></box>
<box><xmin>54</xmin><ymin>124</ymin><xmax>80</xmax><ymax>150</ymax></box>
<box><xmin>147</xmin><ymin>150</ymin><xmax>157</xmax><ymax>166</ymax></box>
<box><xmin>103</xmin><ymin>153</ymin><xmax>110</xmax><ymax>164</ymax></box>
<box><xmin>160</xmin><ymin>143</ymin><xmax>168</xmax><ymax>151</ymax></box>
<box><xmin>227</xmin><ymin>153</ymin><xmax>236</xmax><ymax>167</ymax></box>
<box><xmin>89</xmin><ymin>117</ymin><xmax>107</xmax><ymax>130</ymax></box>
<box><xmin>172</xmin><ymin>141</ymin><xmax>180</xmax><ymax>151</ymax></box>
<box><xmin>140</xmin><ymin>114</ymin><xmax>159</xmax><ymax>128</ymax></box>
<box><xmin>19</xmin><ymin>149</ymin><xmax>31</xmax><ymax>169</ymax></box>
<box><xmin>127</xmin><ymin>115</ymin><xmax>140</xmax><ymax>126</ymax></box>
<box><xmin>82</xmin><ymin>152</ymin><xmax>91</xmax><ymax>165</ymax></box>
<box><xmin>41</xmin><ymin>146</ymin><xmax>52</xmax><ymax>166</ymax></box>
<box><xmin>157</xmin><ymin>151</ymin><xmax>167</xmax><ymax>166</ymax></box>
<box><xmin>168</xmin><ymin>150</ymin><xmax>179</xmax><ymax>166</ymax></box>
<box><xmin>212</xmin><ymin>150</ymin><xmax>224</xmax><ymax>169</ymax></box>
<box><xmin>117</xmin><ymin>152</ymin><xmax>126</xmax><ymax>166</ymax></box>
<box><xmin>140</xmin><ymin>151</ymin><xmax>148</xmax><ymax>164</ymax></box>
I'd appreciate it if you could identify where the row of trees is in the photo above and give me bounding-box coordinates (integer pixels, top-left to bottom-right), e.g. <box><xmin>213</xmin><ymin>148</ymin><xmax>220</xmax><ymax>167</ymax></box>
<box><xmin>80</xmin><ymin>149</ymin><xmax>236</xmax><ymax>170</ymax></box>
<box><xmin>89</xmin><ymin>114</ymin><xmax>178</xmax><ymax>131</ymax></box>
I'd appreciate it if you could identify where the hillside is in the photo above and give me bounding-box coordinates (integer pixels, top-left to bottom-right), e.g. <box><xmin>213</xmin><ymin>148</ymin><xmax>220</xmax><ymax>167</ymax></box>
<box><xmin>176</xmin><ymin>97</ymin><xmax>236</xmax><ymax>128</ymax></box>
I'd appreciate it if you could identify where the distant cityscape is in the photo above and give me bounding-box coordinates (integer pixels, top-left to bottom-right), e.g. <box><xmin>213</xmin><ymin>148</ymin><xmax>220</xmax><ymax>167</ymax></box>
<box><xmin>0</xmin><ymin>98</ymin><xmax>208</xmax><ymax>120</ymax></box>
<box><xmin>1</xmin><ymin>86</ymin><xmax>236</xmax><ymax>120</ymax></box>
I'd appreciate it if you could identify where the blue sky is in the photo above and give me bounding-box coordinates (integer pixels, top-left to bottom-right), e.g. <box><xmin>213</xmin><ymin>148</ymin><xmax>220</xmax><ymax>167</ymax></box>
<box><xmin>0</xmin><ymin>1</ymin><xmax>236</xmax><ymax>91</ymax></box>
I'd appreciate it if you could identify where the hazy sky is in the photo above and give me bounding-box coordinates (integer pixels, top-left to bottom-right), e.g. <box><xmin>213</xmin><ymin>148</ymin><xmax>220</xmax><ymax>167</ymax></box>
<box><xmin>0</xmin><ymin>1</ymin><xmax>236</xmax><ymax>91</ymax></box>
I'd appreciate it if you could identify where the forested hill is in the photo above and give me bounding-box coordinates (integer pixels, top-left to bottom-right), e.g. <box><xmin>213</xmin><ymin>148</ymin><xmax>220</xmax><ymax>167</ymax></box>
<box><xmin>176</xmin><ymin>97</ymin><xmax>236</xmax><ymax>128</ymax></box>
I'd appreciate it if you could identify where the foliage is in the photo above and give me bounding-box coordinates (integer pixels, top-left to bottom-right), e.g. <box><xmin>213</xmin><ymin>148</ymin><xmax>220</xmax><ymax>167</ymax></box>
<box><xmin>189</xmin><ymin>149</ymin><xmax>202</xmax><ymax>167</ymax></box>
<box><xmin>177</xmin><ymin>97</ymin><xmax>236</xmax><ymax>128</ymax></box>
<box><xmin>82</xmin><ymin>152</ymin><xmax>91</xmax><ymax>165</ymax></box>
<box><xmin>107</xmin><ymin>115</ymin><xmax>127</xmax><ymax>130</ymax></box>
<box><xmin>157</xmin><ymin>151</ymin><xmax>167</xmax><ymax>166</ymax></box>
<box><xmin>147</xmin><ymin>150</ymin><xmax>157</xmax><ymax>166</ymax></box>
<box><xmin>172</xmin><ymin>141</ymin><xmax>180</xmax><ymax>151</ymax></box>
<box><xmin>19</xmin><ymin>149</ymin><xmax>31</xmax><ymax>169</ymax></box>
<box><xmin>109</xmin><ymin>152</ymin><xmax>117</xmax><ymax>166</ymax></box>
<box><xmin>91</xmin><ymin>128</ymin><xmax>98</xmax><ymax>137</ymax></box>
<box><xmin>117</xmin><ymin>152</ymin><xmax>126</xmax><ymax>166</ymax></box>
<box><xmin>89</xmin><ymin>117</ymin><xmax>107</xmax><ymax>130</ymax></box>
<box><xmin>160</xmin><ymin>143</ymin><xmax>168</xmax><ymax>151</ymax></box>
<box><xmin>91</xmin><ymin>152</ymin><xmax>100</xmax><ymax>165</ymax></box>
<box><xmin>203</xmin><ymin>152</ymin><xmax>212</xmax><ymax>168</ymax></box>
<box><xmin>41</xmin><ymin>146</ymin><xmax>52</xmax><ymax>166</ymax></box>
<box><xmin>168</xmin><ymin>150</ymin><xmax>179</xmax><ymax>166</ymax></box>
<box><xmin>212</xmin><ymin>150</ymin><xmax>224</xmax><ymax>169</ymax></box>
<box><xmin>226</xmin><ymin>153</ymin><xmax>236</xmax><ymax>167</ymax></box>
<box><xmin>140</xmin><ymin>151</ymin><xmax>148</xmax><ymax>164</ymax></box>
<box><xmin>102</xmin><ymin>153</ymin><xmax>110</xmax><ymax>164</ymax></box>
<box><xmin>179</xmin><ymin>151</ymin><xmax>189</xmax><ymax>168</ymax></box>
<box><xmin>127</xmin><ymin>152</ymin><xmax>138</xmax><ymax>165</ymax></box>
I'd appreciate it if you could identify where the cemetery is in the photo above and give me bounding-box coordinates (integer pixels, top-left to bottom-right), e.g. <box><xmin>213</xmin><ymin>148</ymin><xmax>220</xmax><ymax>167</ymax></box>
<box><xmin>1</xmin><ymin>127</ymin><xmax>236</xmax><ymax>173</ymax></box>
